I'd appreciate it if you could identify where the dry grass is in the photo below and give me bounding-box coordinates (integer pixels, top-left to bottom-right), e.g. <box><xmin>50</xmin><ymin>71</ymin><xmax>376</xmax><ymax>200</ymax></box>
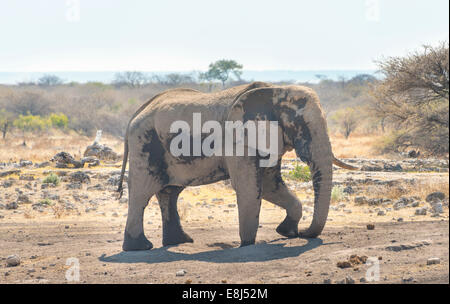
<box><xmin>283</xmin><ymin>132</ymin><xmax>384</xmax><ymax>160</ymax></box>
<box><xmin>369</xmin><ymin>180</ymin><xmax>449</xmax><ymax>201</ymax></box>
<box><xmin>330</xmin><ymin>132</ymin><xmax>385</xmax><ymax>159</ymax></box>
<box><xmin>0</xmin><ymin>130</ymin><xmax>123</xmax><ymax>162</ymax></box>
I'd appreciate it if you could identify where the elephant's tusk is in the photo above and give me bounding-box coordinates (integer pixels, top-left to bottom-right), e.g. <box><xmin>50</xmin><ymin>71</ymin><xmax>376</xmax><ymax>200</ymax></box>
<box><xmin>333</xmin><ymin>157</ymin><xmax>359</xmax><ymax>170</ymax></box>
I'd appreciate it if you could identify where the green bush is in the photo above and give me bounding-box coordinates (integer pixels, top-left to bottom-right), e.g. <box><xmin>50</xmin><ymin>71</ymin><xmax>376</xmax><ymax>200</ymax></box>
<box><xmin>331</xmin><ymin>186</ymin><xmax>345</xmax><ymax>203</ymax></box>
<box><xmin>39</xmin><ymin>198</ymin><xmax>54</xmax><ymax>206</ymax></box>
<box><xmin>13</xmin><ymin>114</ymin><xmax>51</xmax><ymax>132</ymax></box>
<box><xmin>49</xmin><ymin>113</ymin><xmax>68</xmax><ymax>129</ymax></box>
<box><xmin>285</xmin><ymin>164</ymin><xmax>311</xmax><ymax>182</ymax></box>
<box><xmin>42</xmin><ymin>173</ymin><xmax>60</xmax><ymax>186</ymax></box>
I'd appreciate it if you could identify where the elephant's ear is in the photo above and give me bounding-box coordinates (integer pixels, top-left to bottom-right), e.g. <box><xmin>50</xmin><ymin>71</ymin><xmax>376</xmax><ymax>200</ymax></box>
<box><xmin>227</xmin><ymin>87</ymin><xmax>285</xmax><ymax>161</ymax></box>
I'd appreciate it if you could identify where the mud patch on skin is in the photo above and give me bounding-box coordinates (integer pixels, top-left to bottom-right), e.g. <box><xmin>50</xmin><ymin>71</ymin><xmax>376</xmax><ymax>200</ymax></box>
<box><xmin>142</xmin><ymin>129</ymin><xmax>170</xmax><ymax>185</ymax></box>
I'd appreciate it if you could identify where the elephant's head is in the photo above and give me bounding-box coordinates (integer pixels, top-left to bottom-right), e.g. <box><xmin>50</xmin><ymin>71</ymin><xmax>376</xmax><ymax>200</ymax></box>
<box><xmin>228</xmin><ymin>84</ymin><xmax>356</xmax><ymax>238</ymax></box>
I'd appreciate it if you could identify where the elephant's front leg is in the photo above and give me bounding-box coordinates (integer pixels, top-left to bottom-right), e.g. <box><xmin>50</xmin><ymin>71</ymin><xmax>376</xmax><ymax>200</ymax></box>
<box><xmin>261</xmin><ymin>165</ymin><xmax>302</xmax><ymax>238</ymax></box>
<box><xmin>156</xmin><ymin>186</ymin><xmax>193</xmax><ymax>246</ymax></box>
<box><xmin>227</xmin><ymin>157</ymin><xmax>262</xmax><ymax>247</ymax></box>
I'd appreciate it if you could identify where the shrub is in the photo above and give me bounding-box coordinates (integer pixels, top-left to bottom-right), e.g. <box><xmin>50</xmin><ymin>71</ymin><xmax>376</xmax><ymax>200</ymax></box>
<box><xmin>39</xmin><ymin>198</ymin><xmax>54</xmax><ymax>206</ymax></box>
<box><xmin>42</xmin><ymin>173</ymin><xmax>60</xmax><ymax>186</ymax></box>
<box><xmin>49</xmin><ymin>113</ymin><xmax>69</xmax><ymax>129</ymax></box>
<box><xmin>285</xmin><ymin>164</ymin><xmax>311</xmax><ymax>182</ymax></box>
<box><xmin>13</xmin><ymin>114</ymin><xmax>51</xmax><ymax>132</ymax></box>
<box><xmin>331</xmin><ymin>186</ymin><xmax>345</xmax><ymax>203</ymax></box>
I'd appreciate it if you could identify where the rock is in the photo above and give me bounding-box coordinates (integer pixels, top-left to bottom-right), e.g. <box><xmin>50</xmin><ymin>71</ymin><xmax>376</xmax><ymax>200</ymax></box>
<box><xmin>366</xmin><ymin>224</ymin><xmax>375</xmax><ymax>230</ymax></box>
<box><xmin>408</xmin><ymin>150</ymin><xmax>420</xmax><ymax>158</ymax></box>
<box><xmin>427</xmin><ymin>258</ymin><xmax>440</xmax><ymax>265</ymax></box>
<box><xmin>426</xmin><ymin>192</ymin><xmax>446</xmax><ymax>203</ymax></box>
<box><xmin>323</xmin><ymin>278</ymin><xmax>332</xmax><ymax>284</ymax></box>
<box><xmin>397</xmin><ymin>218</ymin><xmax>404</xmax><ymax>222</ymax></box>
<box><xmin>377</xmin><ymin>210</ymin><xmax>386</xmax><ymax>216</ymax></box>
<box><xmin>6</xmin><ymin>255</ymin><xmax>20</xmax><ymax>267</ymax></box>
<box><xmin>386</xmin><ymin>240</ymin><xmax>431</xmax><ymax>252</ymax></box>
<box><xmin>66</xmin><ymin>183</ymin><xmax>82</xmax><ymax>190</ymax></box>
<box><xmin>19</xmin><ymin>160</ymin><xmax>33</xmax><ymax>167</ymax></box>
<box><xmin>112</xmin><ymin>212</ymin><xmax>119</xmax><ymax>217</ymax></box>
<box><xmin>361</xmin><ymin>165</ymin><xmax>382</xmax><ymax>172</ymax></box>
<box><xmin>384</xmin><ymin>163</ymin><xmax>403</xmax><ymax>172</ymax></box>
<box><xmin>17</xmin><ymin>194</ymin><xmax>31</xmax><ymax>204</ymax></box>
<box><xmin>0</xmin><ymin>169</ymin><xmax>21</xmax><ymax>178</ymax></box>
<box><xmin>176</xmin><ymin>269</ymin><xmax>187</xmax><ymax>277</ymax></box>
<box><xmin>36</xmin><ymin>162</ymin><xmax>50</xmax><ymax>168</ymax></box>
<box><xmin>87</xmin><ymin>184</ymin><xmax>105</xmax><ymax>191</ymax></box>
<box><xmin>51</xmin><ymin>152</ymin><xmax>84</xmax><ymax>168</ymax></box>
<box><xmin>208</xmin><ymin>216</ymin><xmax>214</xmax><ymax>220</ymax></box>
<box><xmin>343</xmin><ymin>186</ymin><xmax>355</xmax><ymax>194</ymax></box>
<box><xmin>354</xmin><ymin>196</ymin><xmax>368</xmax><ymax>204</ymax></box>
<box><xmin>415</xmin><ymin>207</ymin><xmax>427</xmax><ymax>216</ymax></box>
<box><xmin>345</xmin><ymin>276</ymin><xmax>355</xmax><ymax>284</ymax></box>
<box><xmin>410</xmin><ymin>201</ymin><xmax>420</xmax><ymax>208</ymax></box>
<box><xmin>402</xmin><ymin>277</ymin><xmax>415</xmax><ymax>283</ymax></box>
<box><xmin>70</xmin><ymin>171</ymin><xmax>91</xmax><ymax>184</ymax></box>
<box><xmin>84</xmin><ymin>143</ymin><xmax>119</xmax><ymax>161</ymax></box>
<box><xmin>6</xmin><ymin>202</ymin><xmax>18</xmax><ymax>210</ymax></box>
<box><xmin>360</xmin><ymin>277</ymin><xmax>367</xmax><ymax>283</ymax></box>
<box><xmin>336</xmin><ymin>261</ymin><xmax>352</xmax><ymax>269</ymax></box>
<box><xmin>393</xmin><ymin>201</ymin><xmax>406</xmax><ymax>210</ymax></box>
<box><xmin>430</xmin><ymin>202</ymin><xmax>443</xmax><ymax>214</ymax></box>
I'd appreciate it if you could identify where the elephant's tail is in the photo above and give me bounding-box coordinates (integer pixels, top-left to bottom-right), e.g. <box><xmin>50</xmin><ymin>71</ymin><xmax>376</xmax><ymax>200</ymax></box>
<box><xmin>117</xmin><ymin>127</ymin><xmax>129</xmax><ymax>199</ymax></box>
<box><xmin>333</xmin><ymin>156</ymin><xmax>358</xmax><ymax>170</ymax></box>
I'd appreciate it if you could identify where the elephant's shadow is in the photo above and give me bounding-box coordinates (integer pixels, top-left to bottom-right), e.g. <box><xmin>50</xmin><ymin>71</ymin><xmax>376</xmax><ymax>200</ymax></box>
<box><xmin>99</xmin><ymin>238</ymin><xmax>327</xmax><ymax>264</ymax></box>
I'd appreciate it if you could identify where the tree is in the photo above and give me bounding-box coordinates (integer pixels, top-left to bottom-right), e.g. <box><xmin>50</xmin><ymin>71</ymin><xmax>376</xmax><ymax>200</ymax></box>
<box><xmin>38</xmin><ymin>74</ymin><xmax>64</xmax><ymax>87</ymax></box>
<box><xmin>371</xmin><ymin>42</ymin><xmax>449</xmax><ymax>155</ymax></box>
<box><xmin>329</xmin><ymin>107</ymin><xmax>360</xmax><ymax>139</ymax></box>
<box><xmin>0</xmin><ymin>109</ymin><xmax>14</xmax><ymax>139</ymax></box>
<box><xmin>112</xmin><ymin>71</ymin><xmax>148</xmax><ymax>88</ymax></box>
<box><xmin>201</xmin><ymin>59</ymin><xmax>243</xmax><ymax>87</ymax></box>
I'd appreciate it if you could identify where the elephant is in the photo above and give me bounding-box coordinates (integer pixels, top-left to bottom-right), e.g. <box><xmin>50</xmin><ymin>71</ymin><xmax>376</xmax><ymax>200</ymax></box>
<box><xmin>116</xmin><ymin>81</ymin><xmax>357</xmax><ymax>251</ymax></box>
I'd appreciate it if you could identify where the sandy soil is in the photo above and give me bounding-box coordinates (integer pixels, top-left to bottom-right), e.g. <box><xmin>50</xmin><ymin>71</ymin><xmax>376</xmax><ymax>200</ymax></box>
<box><xmin>0</xmin><ymin>159</ymin><xmax>448</xmax><ymax>284</ymax></box>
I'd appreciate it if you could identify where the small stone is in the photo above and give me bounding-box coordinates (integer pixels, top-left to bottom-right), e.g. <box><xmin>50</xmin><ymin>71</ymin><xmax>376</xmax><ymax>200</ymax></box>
<box><xmin>367</xmin><ymin>224</ymin><xmax>375</xmax><ymax>230</ymax></box>
<box><xmin>427</xmin><ymin>258</ymin><xmax>440</xmax><ymax>265</ymax></box>
<box><xmin>176</xmin><ymin>269</ymin><xmax>187</xmax><ymax>277</ymax></box>
<box><xmin>6</xmin><ymin>202</ymin><xmax>18</xmax><ymax>210</ymax></box>
<box><xmin>360</xmin><ymin>277</ymin><xmax>367</xmax><ymax>283</ymax></box>
<box><xmin>377</xmin><ymin>210</ymin><xmax>386</xmax><ymax>216</ymax></box>
<box><xmin>337</xmin><ymin>261</ymin><xmax>352</xmax><ymax>269</ymax></box>
<box><xmin>415</xmin><ymin>207</ymin><xmax>427</xmax><ymax>216</ymax></box>
<box><xmin>323</xmin><ymin>278</ymin><xmax>332</xmax><ymax>284</ymax></box>
<box><xmin>6</xmin><ymin>255</ymin><xmax>20</xmax><ymax>267</ymax></box>
<box><xmin>345</xmin><ymin>276</ymin><xmax>355</xmax><ymax>284</ymax></box>
<box><xmin>397</xmin><ymin>218</ymin><xmax>404</xmax><ymax>222</ymax></box>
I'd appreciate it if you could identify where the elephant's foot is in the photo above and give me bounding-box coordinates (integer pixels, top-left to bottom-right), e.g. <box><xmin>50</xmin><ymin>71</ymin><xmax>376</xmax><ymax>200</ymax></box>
<box><xmin>239</xmin><ymin>240</ymin><xmax>256</xmax><ymax>247</ymax></box>
<box><xmin>122</xmin><ymin>231</ymin><xmax>153</xmax><ymax>251</ymax></box>
<box><xmin>276</xmin><ymin>216</ymin><xmax>299</xmax><ymax>238</ymax></box>
<box><xmin>162</xmin><ymin>229</ymin><xmax>193</xmax><ymax>246</ymax></box>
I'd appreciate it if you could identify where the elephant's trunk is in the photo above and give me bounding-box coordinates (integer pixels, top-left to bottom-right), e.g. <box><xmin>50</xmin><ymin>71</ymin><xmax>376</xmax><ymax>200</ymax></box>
<box><xmin>295</xmin><ymin>130</ymin><xmax>333</xmax><ymax>238</ymax></box>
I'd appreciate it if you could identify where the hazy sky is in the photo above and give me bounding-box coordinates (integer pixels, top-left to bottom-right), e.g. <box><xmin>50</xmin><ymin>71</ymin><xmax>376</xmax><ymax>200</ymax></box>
<box><xmin>0</xmin><ymin>0</ymin><xmax>448</xmax><ymax>72</ymax></box>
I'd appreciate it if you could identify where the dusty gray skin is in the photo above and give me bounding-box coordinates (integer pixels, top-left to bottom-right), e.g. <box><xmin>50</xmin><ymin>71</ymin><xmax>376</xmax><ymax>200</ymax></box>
<box><xmin>117</xmin><ymin>82</ymin><xmax>357</xmax><ymax>251</ymax></box>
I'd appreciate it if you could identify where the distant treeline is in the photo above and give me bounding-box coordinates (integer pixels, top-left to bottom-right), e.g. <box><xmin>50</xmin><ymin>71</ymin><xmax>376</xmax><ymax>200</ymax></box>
<box><xmin>1</xmin><ymin>44</ymin><xmax>448</xmax><ymax>156</ymax></box>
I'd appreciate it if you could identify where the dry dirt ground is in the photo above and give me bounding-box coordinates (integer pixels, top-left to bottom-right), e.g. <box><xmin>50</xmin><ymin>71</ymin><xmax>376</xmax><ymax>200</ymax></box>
<box><xmin>0</xmin><ymin>155</ymin><xmax>448</xmax><ymax>284</ymax></box>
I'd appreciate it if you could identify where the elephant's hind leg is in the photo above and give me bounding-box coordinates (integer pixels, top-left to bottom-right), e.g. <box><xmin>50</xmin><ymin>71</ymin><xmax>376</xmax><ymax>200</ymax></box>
<box><xmin>123</xmin><ymin>167</ymin><xmax>160</xmax><ymax>251</ymax></box>
<box><xmin>262</xmin><ymin>167</ymin><xmax>302</xmax><ymax>238</ymax></box>
<box><xmin>157</xmin><ymin>186</ymin><xmax>193</xmax><ymax>246</ymax></box>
